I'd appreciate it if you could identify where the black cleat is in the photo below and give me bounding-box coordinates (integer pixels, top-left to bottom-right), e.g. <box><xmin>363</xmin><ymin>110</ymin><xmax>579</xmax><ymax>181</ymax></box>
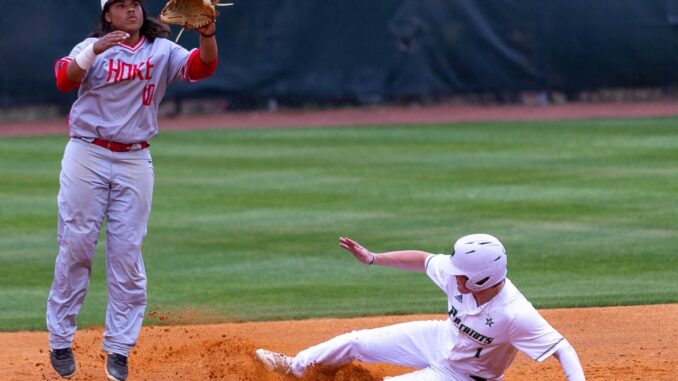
<box><xmin>49</xmin><ymin>347</ymin><xmax>77</xmax><ymax>379</ymax></box>
<box><xmin>105</xmin><ymin>352</ymin><xmax>129</xmax><ymax>381</ymax></box>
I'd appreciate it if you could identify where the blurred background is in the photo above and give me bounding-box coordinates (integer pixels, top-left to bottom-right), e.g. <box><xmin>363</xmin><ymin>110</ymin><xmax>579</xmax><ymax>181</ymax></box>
<box><xmin>2</xmin><ymin>0</ymin><xmax>678</xmax><ymax>120</ymax></box>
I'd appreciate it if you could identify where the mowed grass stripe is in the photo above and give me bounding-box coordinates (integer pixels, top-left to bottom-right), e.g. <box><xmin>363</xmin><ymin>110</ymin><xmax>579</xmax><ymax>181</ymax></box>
<box><xmin>0</xmin><ymin>118</ymin><xmax>676</xmax><ymax>330</ymax></box>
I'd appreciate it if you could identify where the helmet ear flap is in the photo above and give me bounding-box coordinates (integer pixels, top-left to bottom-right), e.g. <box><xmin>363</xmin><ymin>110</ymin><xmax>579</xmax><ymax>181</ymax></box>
<box><xmin>466</xmin><ymin>251</ymin><xmax>507</xmax><ymax>291</ymax></box>
<box><xmin>465</xmin><ymin>266</ymin><xmax>507</xmax><ymax>292</ymax></box>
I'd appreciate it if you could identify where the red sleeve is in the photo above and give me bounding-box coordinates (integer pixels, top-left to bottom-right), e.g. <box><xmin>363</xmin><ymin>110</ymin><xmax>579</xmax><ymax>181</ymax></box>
<box><xmin>54</xmin><ymin>58</ymin><xmax>81</xmax><ymax>93</ymax></box>
<box><xmin>184</xmin><ymin>49</ymin><xmax>218</xmax><ymax>81</ymax></box>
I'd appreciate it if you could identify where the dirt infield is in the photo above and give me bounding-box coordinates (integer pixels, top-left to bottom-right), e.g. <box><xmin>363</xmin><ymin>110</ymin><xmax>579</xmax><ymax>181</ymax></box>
<box><xmin>1</xmin><ymin>100</ymin><xmax>678</xmax><ymax>137</ymax></box>
<box><xmin>2</xmin><ymin>103</ymin><xmax>677</xmax><ymax>380</ymax></box>
<box><xmin>2</xmin><ymin>304</ymin><xmax>676</xmax><ymax>380</ymax></box>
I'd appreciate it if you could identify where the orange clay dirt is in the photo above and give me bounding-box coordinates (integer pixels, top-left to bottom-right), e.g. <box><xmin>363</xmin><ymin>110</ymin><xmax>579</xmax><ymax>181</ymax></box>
<box><xmin>1</xmin><ymin>304</ymin><xmax>676</xmax><ymax>380</ymax></box>
<box><xmin>2</xmin><ymin>102</ymin><xmax>678</xmax><ymax>380</ymax></box>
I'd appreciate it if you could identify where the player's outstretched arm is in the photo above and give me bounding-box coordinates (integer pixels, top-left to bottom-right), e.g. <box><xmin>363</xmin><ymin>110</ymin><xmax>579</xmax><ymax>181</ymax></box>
<box><xmin>196</xmin><ymin>22</ymin><xmax>218</xmax><ymax>64</ymax></box>
<box><xmin>552</xmin><ymin>340</ymin><xmax>586</xmax><ymax>381</ymax></box>
<box><xmin>339</xmin><ymin>236</ymin><xmax>429</xmax><ymax>272</ymax></box>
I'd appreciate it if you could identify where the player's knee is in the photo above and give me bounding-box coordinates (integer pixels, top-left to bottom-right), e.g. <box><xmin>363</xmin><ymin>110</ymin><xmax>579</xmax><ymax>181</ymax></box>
<box><xmin>107</xmin><ymin>235</ymin><xmax>143</xmax><ymax>254</ymax></box>
<box><xmin>342</xmin><ymin>331</ymin><xmax>372</xmax><ymax>359</ymax></box>
<box><xmin>106</xmin><ymin>240</ymin><xmax>144</xmax><ymax>264</ymax></box>
<box><xmin>108</xmin><ymin>277</ymin><xmax>147</xmax><ymax>302</ymax></box>
<box><xmin>108</xmin><ymin>289</ymin><xmax>147</xmax><ymax>310</ymax></box>
<box><xmin>61</xmin><ymin>227</ymin><xmax>100</xmax><ymax>264</ymax></box>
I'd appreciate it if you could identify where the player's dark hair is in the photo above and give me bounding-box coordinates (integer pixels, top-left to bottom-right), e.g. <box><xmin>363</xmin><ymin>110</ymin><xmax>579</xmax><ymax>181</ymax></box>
<box><xmin>90</xmin><ymin>3</ymin><xmax>171</xmax><ymax>42</ymax></box>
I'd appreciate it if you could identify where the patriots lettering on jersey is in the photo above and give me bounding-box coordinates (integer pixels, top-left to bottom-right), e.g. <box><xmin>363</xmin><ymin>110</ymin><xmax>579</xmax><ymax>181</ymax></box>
<box><xmin>449</xmin><ymin>306</ymin><xmax>458</xmax><ymax>317</ymax></box>
<box><xmin>106</xmin><ymin>56</ymin><xmax>156</xmax><ymax>83</ymax></box>
<box><xmin>452</xmin><ymin>316</ymin><xmax>494</xmax><ymax>344</ymax></box>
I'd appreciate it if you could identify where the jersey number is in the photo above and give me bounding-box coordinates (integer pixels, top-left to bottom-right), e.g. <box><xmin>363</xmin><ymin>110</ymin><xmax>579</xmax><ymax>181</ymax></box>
<box><xmin>142</xmin><ymin>84</ymin><xmax>156</xmax><ymax>106</ymax></box>
<box><xmin>474</xmin><ymin>348</ymin><xmax>483</xmax><ymax>358</ymax></box>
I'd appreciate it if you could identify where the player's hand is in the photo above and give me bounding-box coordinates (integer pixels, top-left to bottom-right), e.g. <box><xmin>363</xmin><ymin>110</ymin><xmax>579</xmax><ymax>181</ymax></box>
<box><xmin>93</xmin><ymin>31</ymin><xmax>131</xmax><ymax>54</ymax></box>
<box><xmin>339</xmin><ymin>236</ymin><xmax>375</xmax><ymax>265</ymax></box>
<box><xmin>197</xmin><ymin>22</ymin><xmax>216</xmax><ymax>37</ymax></box>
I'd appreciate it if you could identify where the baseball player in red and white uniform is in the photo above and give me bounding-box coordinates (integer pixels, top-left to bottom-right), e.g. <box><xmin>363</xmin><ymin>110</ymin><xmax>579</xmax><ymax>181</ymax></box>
<box><xmin>46</xmin><ymin>1</ymin><xmax>219</xmax><ymax>380</ymax></box>
<box><xmin>256</xmin><ymin>234</ymin><xmax>586</xmax><ymax>381</ymax></box>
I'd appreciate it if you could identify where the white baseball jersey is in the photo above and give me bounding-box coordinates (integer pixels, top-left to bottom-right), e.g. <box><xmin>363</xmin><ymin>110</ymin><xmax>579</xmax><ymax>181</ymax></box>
<box><xmin>425</xmin><ymin>254</ymin><xmax>564</xmax><ymax>379</ymax></box>
<box><xmin>290</xmin><ymin>253</ymin><xmax>566</xmax><ymax>380</ymax></box>
<box><xmin>55</xmin><ymin>36</ymin><xmax>196</xmax><ymax>143</ymax></box>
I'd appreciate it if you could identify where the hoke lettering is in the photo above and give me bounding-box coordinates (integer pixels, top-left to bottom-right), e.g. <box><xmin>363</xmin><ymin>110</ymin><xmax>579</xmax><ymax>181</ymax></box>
<box><xmin>107</xmin><ymin>56</ymin><xmax>155</xmax><ymax>83</ymax></box>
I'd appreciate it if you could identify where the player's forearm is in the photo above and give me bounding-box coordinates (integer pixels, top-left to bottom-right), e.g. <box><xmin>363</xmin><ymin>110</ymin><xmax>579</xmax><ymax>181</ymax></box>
<box><xmin>553</xmin><ymin>340</ymin><xmax>585</xmax><ymax>381</ymax></box>
<box><xmin>371</xmin><ymin>250</ymin><xmax>429</xmax><ymax>272</ymax></box>
<box><xmin>199</xmin><ymin>35</ymin><xmax>218</xmax><ymax>64</ymax></box>
<box><xmin>66</xmin><ymin>60</ymin><xmax>88</xmax><ymax>83</ymax></box>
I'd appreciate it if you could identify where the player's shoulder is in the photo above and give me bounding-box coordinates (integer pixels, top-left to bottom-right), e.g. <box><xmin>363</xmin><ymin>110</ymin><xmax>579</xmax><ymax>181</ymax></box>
<box><xmin>150</xmin><ymin>36</ymin><xmax>172</xmax><ymax>45</ymax></box>
<box><xmin>74</xmin><ymin>37</ymin><xmax>99</xmax><ymax>48</ymax></box>
<box><xmin>499</xmin><ymin>280</ymin><xmax>554</xmax><ymax>333</ymax></box>
<box><xmin>497</xmin><ymin>279</ymin><xmax>538</xmax><ymax>319</ymax></box>
<box><xmin>424</xmin><ymin>253</ymin><xmax>444</xmax><ymax>271</ymax></box>
<box><xmin>68</xmin><ymin>37</ymin><xmax>99</xmax><ymax>57</ymax></box>
<box><xmin>148</xmin><ymin>37</ymin><xmax>192</xmax><ymax>56</ymax></box>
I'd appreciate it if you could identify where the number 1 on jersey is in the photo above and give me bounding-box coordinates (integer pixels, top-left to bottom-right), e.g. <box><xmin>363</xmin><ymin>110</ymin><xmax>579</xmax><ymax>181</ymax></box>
<box><xmin>474</xmin><ymin>348</ymin><xmax>483</xmax><ymax>358</ymax></box>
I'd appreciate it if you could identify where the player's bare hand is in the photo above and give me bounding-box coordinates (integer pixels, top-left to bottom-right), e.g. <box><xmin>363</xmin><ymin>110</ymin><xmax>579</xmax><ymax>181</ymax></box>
<box><xmin>93</xmin><ymin>31</ymin><xmax>131</xmax><ymax>54</ymax></box>
<box><xmin>197</xmin><ymin>22</ymin><xmax>216</xmax><ymax>37</ymax></box>
<box><xmin>339</xmin><ymin>236</ymin><xmax>375</xmax><ymax>265</ymax></box>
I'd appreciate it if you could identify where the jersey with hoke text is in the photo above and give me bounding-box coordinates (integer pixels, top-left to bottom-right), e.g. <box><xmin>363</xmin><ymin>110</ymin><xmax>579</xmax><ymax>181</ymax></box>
<box><xmin>56</xmin><ymin>37</ymin><xmax>196</xmax><ymax>143</ymax></box>
<box><xmin>425</xmin><ymin>254</ymin><xmax>564</xmax><ymax>380</ymax></box>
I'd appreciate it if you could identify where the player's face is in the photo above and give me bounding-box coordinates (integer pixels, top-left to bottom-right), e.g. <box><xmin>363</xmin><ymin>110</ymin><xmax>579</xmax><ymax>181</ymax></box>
<box><xmin>105</xmin><ymin>0</ymin><xmax>144</xmax><ymax>35</ymax></box>
<box><xmin>455</xmin><ymin>275</ymin><xmax>473</xmax><ymax>294</ymax></box>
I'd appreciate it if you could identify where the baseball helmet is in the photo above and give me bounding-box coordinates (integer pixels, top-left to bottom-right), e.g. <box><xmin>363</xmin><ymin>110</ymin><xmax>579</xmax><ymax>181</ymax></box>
<box><xmin>441</xmin><ymin>233</ymin><xmax>507</xmax><ymax>292</ymax></box>
<box><xmin>101</xmin><ymin>0</ymin><xmax>143</xmax><ymax>10</ymax></box>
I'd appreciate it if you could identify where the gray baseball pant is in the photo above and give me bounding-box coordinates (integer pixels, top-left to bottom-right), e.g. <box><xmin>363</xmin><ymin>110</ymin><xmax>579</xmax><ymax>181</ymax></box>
<box><xmin>46</xmin><ymin>138</ymin><xmax>154</xmax><ymax>356</ymax></box>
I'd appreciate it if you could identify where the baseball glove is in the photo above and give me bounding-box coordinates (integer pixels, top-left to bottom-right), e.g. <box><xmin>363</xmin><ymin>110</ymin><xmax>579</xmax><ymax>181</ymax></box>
<box><xmin>160</xmin><ymin>0</ymin><xmax>233</xmax><ymax>29</ymax></box>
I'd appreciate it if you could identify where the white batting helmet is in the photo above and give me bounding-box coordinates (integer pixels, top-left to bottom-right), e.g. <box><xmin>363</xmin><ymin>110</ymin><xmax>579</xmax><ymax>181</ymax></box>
<box><xmin>441</xmin><ymin>233</ymin><xmax>507</xmax><ymax>292</ymax></box>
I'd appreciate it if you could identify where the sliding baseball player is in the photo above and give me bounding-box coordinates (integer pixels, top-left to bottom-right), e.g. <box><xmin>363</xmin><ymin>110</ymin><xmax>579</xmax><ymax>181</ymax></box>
<box><xmin>256</xmin><ymin>234</ymin><xmax>585</xmax><ymax>381</ymax></box>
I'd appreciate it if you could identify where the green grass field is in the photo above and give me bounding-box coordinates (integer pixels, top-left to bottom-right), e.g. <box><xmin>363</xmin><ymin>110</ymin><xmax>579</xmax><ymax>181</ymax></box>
<box><xmin>1</xmin><ymin>118</ymin><xmax>677</xmax><ymax>331</ymax></box>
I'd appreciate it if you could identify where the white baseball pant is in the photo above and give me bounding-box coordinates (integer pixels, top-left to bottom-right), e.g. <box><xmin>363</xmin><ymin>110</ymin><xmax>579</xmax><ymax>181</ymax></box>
<box><xmin>46</xmin><ymin>138</ymin><xmax>154</xmax><ymax>356</ymax></box>
<box><xmin>290</xmin><ymin>319</ymin><xmax>470</xmax><ymax>380</ymax></box>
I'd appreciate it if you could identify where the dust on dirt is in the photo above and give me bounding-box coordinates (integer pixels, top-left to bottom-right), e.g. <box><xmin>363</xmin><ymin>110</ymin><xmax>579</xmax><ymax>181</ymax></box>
<box><xmin>2</xmin><ymin>304</ymin><xmax>676</xmax><ymax>380</ymax></box>
<box><xmin>2</xmin><ymin>103</ymin><xmax>677</xmax><ymax>379</ymax></box>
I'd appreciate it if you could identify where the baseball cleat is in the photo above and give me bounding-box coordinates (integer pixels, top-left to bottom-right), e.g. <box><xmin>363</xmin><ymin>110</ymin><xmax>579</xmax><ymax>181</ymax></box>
<box><xmin>255</xmin><ymin>348</ymin><xmax>292</xmax><ymax>375</ymax></box>
<box><xmin>49</xmin><ymin>347</ymin><xmax>77</xmax><ymax>379</ymax></box>
<box><xmin>105</xmin><ymin>352</ymin><xmax>128</xmax><ymax>381</ymax></box>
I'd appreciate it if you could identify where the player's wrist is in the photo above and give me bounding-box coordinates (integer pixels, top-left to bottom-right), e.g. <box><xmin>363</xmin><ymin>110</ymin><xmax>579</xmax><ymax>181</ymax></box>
<box><xmin>368</xmin><ymin>252</ymin><xmax>376</xmax><ymax>265</ymax></box>
<box><xmin>200</xmin><ymin>23</ymin><xmax>216</xmax><ymax>38</ymax></box>
<box><xmin>75</xmin><ymin>44</ymin><xmax>97</xmax><ymax>71</ymax></box>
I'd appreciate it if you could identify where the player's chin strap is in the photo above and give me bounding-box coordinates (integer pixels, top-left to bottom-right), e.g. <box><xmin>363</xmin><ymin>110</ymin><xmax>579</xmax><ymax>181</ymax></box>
<box><xmin>174</xmin><ymin>2</ymin><xmax>233</xmax><ymax>43</ymax></box>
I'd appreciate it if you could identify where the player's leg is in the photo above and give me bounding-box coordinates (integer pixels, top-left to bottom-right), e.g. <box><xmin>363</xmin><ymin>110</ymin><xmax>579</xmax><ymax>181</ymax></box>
<box><xmin>289</xmin><ymin>320</ymin><xmax>451</xmax><ymax>377</ymax></box>
<box><xmin>47</xmin><ymin>139</ymin><xmax>110</xmax><ymax>349</ymax></box>
<box><xmin>384</xmin><ymin>367</ymin><xmax>449</xmax><ymax>381</ymax></box>
<box><xmin>102</xmin><ymin>149</ymin><xmax>154</xmax><ymax>357</ymax></box>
